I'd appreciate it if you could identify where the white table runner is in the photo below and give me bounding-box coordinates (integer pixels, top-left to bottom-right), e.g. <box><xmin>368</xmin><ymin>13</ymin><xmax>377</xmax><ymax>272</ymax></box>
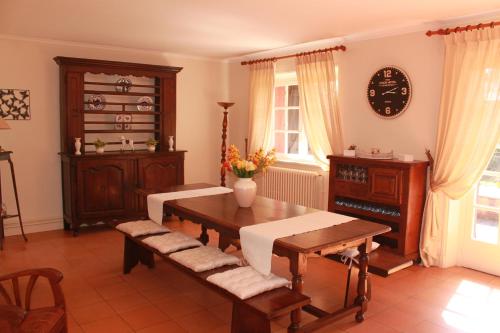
<box><xmin>147</xmin><ymin>186</ymin><xmax>233</xmax><ymax>224</ymax></box>
<box><xmin>240</xmin><ymin>211</ymin><xmax>354</xmax><ymax>276</ymax></box>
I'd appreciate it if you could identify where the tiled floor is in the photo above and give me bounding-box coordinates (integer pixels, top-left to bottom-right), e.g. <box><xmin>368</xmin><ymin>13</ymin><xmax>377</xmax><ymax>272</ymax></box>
<box><xmin>1</xmin><ymin>219</ymin><xmax>499</xmax><ymax>333</ymax></box>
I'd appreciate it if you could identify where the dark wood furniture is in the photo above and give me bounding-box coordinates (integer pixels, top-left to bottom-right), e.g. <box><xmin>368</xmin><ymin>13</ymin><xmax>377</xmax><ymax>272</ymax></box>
<box><xmin>54</xmin><ymin>57</ymin><xmax>185</xmax><ymax>234</ymax></box>
<box><xmin>0</xmin><ymin>151</ymin><xmax>27</xmax><ymax>250</ymax></box>
<box><xmin>120</xmin><ymin>230</ymin><xmax>310</xmax><ymax>333</ymax></box>
<box><xmin>327</xmin><ymin>155</ymin><xmax>428</xmax><ymax>274</ymax></box>
<box><xmin>145</xmin><ymin>183</ymin><xmax>390</xmax><ymax>332</ymax></box>
<box><xmin>0</xmin><ymin>268</ymin><xmax>67</xmax><ymax>333</ymax></box>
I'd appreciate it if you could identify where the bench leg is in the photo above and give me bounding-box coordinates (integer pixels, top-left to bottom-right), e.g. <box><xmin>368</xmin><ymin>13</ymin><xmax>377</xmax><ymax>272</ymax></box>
<box><xmin>123</xmin><ymin>237</ymin><xmax>155</xmax><ymax>274</ymax></box>
<box><xmin>231</xmin><ymin>303</ymin><xmax>270</xmax><ymax>333</ymax></box>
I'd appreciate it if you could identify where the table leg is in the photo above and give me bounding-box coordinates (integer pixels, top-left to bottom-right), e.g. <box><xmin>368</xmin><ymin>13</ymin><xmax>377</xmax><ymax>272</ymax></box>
<box><xmin>355</xmin><ymin>240</ymin><xmax>370</xmax><ymax>322</ymax></box>
<box><xmin>218</xmin><ymin>234</ymin><xmax>232</xmax><ymax>251</ymax></box>
<box><xmin>8</xmin><ymin>157</ymin><xmax>27</xmax><ymax>241</ymax></box>
<box><xmin>288</xmin><ymin>252</ymin><xmax>307</xmax><ymax>333</ymax></box>
<box><xmin>198</xmin><ymin>225</ymin><xmax>209</xmax><ymax>245</ymax></box>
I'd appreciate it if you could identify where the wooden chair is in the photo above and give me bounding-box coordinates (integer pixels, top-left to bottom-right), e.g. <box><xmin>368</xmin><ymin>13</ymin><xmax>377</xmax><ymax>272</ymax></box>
<box><xmin>0</xmin><ymin>268</ymin><xmax>67</xmax><ymax>333</ymax></box>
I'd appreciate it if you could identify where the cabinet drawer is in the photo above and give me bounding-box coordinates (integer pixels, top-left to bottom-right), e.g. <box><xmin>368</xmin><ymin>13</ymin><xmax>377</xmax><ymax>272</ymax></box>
<box><xmin>333</xmin><ymin>180</ymin><xmax>369</xmax><ymax>200</ymax></box>
<box><xmin>137</xmin><ymin>155</ymin><xmax>183</xmax><ymax>190</ymax></box>
<box><xmin>369</xmin><ymin>168</ymin><xmax>402</xmax><ymax>205</ymax></box>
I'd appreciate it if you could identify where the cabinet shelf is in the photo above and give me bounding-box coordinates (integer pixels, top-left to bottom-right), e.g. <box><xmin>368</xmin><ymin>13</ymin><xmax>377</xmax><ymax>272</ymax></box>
<box><xmin>83</xmin><ymin>110</ymin><xmax>160</xmax><ymax>115</ymax></box>
<box><xmin>84</xmin><ymin>90</ymin><xmax>159</xmax><ymax>97</ymax></box>
<box><xmin>84</xmin><ymin>121</ymin><xmax>158</xmax><ymax>125</ymax></box>
<box><xmin>333</xmin><ymin>204</ymin><xmax>402</xmax><ymax>224</ymax></box>
<box><xmin>84</xmin><ymin>101</ymin><xmax>159</xmax><ymax>106</ymax></box>
<box><xmin>84</xmin><ymin>129</ymin><xmax>159</xmax><ymax>134</ymax></box>
<box><xmin>84</xmin><ymin>81</ymin><xmax>160</xmax><ymax>88</ymax></box>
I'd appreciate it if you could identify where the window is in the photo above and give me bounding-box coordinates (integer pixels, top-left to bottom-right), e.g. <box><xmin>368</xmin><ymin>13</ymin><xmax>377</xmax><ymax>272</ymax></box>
<box><xmin>272</xmin><ymin>74</ymin><xmax>312</xmax><ymax>162</ymax></box>
<box><xmin>472</xmin><ymin>145</ymin><xmax>500</xmax><ymax>244</ymax></box>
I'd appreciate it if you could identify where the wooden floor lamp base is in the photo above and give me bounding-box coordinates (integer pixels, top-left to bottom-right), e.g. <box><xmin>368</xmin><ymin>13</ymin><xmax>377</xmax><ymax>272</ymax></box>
<box><xmin>0</xmin><ymin>151</ymin><xmax>27</xmax><ymax>250</ymax></box>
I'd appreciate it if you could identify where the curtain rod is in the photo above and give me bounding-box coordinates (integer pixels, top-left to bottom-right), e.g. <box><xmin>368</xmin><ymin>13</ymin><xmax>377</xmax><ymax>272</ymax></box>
<box><xmin>426</xmin><ymin>20</ymin><xmax>499</xmax><ymax>37</ymax></box>
<box><xmin>240</xmin><ymin>45</ymin><xmax>346</xmax><ymax>66</ymax></box>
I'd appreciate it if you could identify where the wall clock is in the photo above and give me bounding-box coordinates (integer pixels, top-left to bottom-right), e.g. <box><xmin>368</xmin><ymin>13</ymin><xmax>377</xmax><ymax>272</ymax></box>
<box><xmin>367</xmin><ymin>66</ymin><xmax>411</xmax><ymax>118</ymax></box>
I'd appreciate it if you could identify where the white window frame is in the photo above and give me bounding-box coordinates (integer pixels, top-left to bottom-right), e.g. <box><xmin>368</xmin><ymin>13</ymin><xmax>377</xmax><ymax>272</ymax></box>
<box><xmin>273</xmin><ymin>72</ymin><xmax>314</xmax><ymax>164</ymax></box>
<box><xmin>472</xmin><ymin>144</ymin><xmax>500</xmax><ymax>244</ymax></box>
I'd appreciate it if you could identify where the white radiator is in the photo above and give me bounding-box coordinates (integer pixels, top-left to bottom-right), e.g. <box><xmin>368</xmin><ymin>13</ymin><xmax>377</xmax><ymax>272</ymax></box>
<box><xmin>255</xmin><ymin>166</ymin><xmax>325</xmax><ymax>209</ymax></box>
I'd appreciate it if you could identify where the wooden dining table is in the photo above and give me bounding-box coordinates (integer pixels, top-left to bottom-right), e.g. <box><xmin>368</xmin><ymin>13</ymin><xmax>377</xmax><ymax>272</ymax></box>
<box><xmin>141</xmin><ymin>183</ymin><xmax>391</xmax><ymax>332</ymax></box>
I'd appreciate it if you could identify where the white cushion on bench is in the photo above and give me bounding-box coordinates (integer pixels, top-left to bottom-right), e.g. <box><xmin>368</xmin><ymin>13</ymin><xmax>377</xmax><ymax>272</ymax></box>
<box><xmin>116</xmin><ymin>220</ymin><xmax>170</xmax><ymax>237</ymax></box>
<box><xmin>142</xmin><ymin>232</ymin><xmax>202</xmax><ymax>254</ymax></box>
<box><xmin>206</xmin><ymin>266</ymin><xmax>290</xmax><ymax>300</ymax></box>
<box><xmin>169</xmin><ymin>246</ymin><xmax>241</xmax><ymax>272</ymax></box>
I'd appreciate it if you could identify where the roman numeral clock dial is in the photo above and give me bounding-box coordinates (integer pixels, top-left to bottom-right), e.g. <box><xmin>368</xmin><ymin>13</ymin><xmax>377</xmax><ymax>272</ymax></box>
<box><xmin>367</xmin><ymin>66</ymin><xmax>411</xmax><ymax>118</ymax></box>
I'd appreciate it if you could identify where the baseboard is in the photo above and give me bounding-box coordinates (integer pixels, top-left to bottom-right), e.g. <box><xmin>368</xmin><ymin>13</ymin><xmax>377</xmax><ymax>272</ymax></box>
<box><xmin>3</xmin><ymin>217</ymin><xmax>63</xmax><ymax>236</ymax></box>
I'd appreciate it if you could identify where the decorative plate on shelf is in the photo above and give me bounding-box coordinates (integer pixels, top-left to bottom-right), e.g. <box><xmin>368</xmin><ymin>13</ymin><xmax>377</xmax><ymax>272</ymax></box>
<box><xmin>88</xmin><ymin>94</ymin><xmax>106</xmax><ymax>110</ymax></box>
<box><xmin>115</xmin><ymin>114</ymin><xmax>132</xmax><ymax>130</ymax></box>
<box><xmin>115</xmin><ymin>78</ymin><xmax>132</xmax><ymax>92</ymax></box>
<box><xmin>137</xmin><ymin>96</ymin><xmax>153</xmax><ymax>111</ymax></box>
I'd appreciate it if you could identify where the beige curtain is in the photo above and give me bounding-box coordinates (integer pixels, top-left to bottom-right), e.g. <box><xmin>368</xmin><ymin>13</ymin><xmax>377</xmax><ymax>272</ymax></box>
<box><xmin>420</xmin><ymin>26</ymin><xmax>500</xmax><ymax>267</ymax></box>
<box><xmin>296</xmin><ymin>51</ymin><xmax>344</xmax><ymax>170</ymax></box>
<box><xmin>247</xmin><ymin>61</ymin><xmax>275</xmax><ymax>153</ymax></box>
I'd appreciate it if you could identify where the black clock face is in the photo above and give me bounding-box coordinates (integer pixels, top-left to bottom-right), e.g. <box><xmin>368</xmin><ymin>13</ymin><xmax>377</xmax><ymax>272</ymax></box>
<box><xmin>367</xmin><ymin>66</ymin><xmax>411</xmax><ymax>118</ymax></box>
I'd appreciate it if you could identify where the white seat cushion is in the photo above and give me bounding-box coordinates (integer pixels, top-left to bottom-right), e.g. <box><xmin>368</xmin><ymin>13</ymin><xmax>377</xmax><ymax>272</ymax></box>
<box><xmin>116</xmin><ymin>220</ymin><xmax>170</xmax><ymax>237</ymax></box>
<box><xmin>169</xmin><ymin>246</ymin><xmax>241</xmax><ymax>272</ymax></box>
<box><xmin>142</xmin><ymin>232</ymin><xmax>202</xmax><ymax>254</ymax></box>
<box><xmin>206</xmin><ymin>266</ymin><xmax>290</xmax><ymax>300</ymax></box>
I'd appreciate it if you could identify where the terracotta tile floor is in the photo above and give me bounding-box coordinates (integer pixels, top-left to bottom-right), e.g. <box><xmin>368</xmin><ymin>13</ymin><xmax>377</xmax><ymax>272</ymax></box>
<box><xmin>1</xmin><ymin>219</ymin><xmax>500</xmax><ymax>333</ymax></box>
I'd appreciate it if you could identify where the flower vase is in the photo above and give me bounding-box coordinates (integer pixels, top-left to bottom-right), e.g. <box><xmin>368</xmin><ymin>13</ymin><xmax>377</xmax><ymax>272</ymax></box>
<box><xmin>233</xmin><ymin>177</ymin><xmax>257</xmax><ymax>208</ymax></box>
<box><xmin>147</xmin><ymin>145</ymin><xmax>156</xmax><ymax>152</ymax></box>
<box><xmin>74</xmin><ymin>138</ymin><xmax>81</xmax><ymax>155</ymax></box>
<box><xmin>168</xmin><ymin>136</ymin><xmax>174</xmax><ymax>151</ymax></box>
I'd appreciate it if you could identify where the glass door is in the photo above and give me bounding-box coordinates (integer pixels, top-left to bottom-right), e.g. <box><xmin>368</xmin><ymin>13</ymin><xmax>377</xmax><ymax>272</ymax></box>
<box><xmin>461</xmin><ymin>145</ymin><xmax>500</xmax><ymax>275</ymax></box>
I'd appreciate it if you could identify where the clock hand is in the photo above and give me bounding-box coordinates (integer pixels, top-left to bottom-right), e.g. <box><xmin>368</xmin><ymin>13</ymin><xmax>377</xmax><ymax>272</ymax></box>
<box><xmin>382</xmin><ymin>87</ymin><xmax>398</xmax><ymax>95</ymax></box>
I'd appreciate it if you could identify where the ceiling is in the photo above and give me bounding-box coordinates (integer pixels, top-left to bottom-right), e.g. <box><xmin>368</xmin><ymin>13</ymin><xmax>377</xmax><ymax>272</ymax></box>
<box><xmin>1</xmin><ymin>0</ymin><xmax>499</xmax><ymax>59</ymax></box>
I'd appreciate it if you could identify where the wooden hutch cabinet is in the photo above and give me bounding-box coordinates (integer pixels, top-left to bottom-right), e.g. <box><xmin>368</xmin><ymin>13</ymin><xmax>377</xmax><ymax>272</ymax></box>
<box><xmin>55</xmin><ymin>57</ymin><xmax>185</xmax><ymax>234</ymax></box>
<box><xmin>327</xmin><ymin>155</ymin><xmax>428</xmax><ymax>261</ymax></box>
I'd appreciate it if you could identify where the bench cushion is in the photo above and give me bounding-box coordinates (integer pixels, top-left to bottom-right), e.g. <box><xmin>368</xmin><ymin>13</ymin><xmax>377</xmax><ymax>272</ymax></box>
<box><xmin>116</xmin><ymin>220</ymin><xmax>170</xmax><ymax>237</ymax></box>
<box><xmin>206</xmin><ymin>266</ymin><xmax>290</xmax><ymax>300</ymax></box>
<box><xmin>169</xmin><ymin>246</ymin><xmax>241</xmax><ymax>272</ymax></box>
<box><xmin>142</xmin><ymin>232</ymin><xmax>202</xmax><ymax>254</ymax></box>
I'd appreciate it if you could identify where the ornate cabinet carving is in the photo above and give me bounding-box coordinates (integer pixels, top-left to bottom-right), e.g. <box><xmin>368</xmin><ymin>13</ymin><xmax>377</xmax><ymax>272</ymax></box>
<box><xmin>56</xmin><ymin>57</ymin><xmax>185</xmax><ymax>234</ymax></box>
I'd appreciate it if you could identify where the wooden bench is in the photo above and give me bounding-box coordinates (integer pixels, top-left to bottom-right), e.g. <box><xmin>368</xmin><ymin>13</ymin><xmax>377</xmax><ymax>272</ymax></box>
<box><xmin>120</xmin><ymin>231</ymin><xmax>311</xmax><ymax>333</ymax></box>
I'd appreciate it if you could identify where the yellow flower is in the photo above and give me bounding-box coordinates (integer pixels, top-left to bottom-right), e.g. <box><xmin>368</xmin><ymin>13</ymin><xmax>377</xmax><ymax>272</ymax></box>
<box><xmin>245</xmin><ymin>161</ymin><xmax>256</xmax><ymax>171</ymax></box>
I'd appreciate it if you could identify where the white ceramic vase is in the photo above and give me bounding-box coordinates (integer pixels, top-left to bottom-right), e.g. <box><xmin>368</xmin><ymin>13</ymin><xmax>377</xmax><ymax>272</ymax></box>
<box><xmin>168</xmin><ymin>136</ymin><xmax>174</xmax><ymax>151</ymax></box>
<box><xmin>147</xmin><ymin>145</ymin><xmax>156</xmax><ymax>152</ymax></box>
<box><xmin>96</xmin><ymin>147</ymin><xmax>105</xmax><ymax>154</ymax></box>
<box><xmin>233</xmin><ymin>177</ymin><xmax>257</xmax><ymax>208</ymax></box>
<box><xmin>74</xmin><ymin>138</ymin><xmax>81</xmax><ymax>155</ymax></box>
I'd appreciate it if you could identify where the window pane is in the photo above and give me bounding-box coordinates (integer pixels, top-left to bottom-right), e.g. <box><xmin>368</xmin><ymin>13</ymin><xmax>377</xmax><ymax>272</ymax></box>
<box><xmin>275</xmin><ymin>132</ymin><xmax>285</xmax><ymax>153</ymax></box>
<box><xmin>275</xmin><ymin>110</ymin><xmax>285</xmax><ymax>130</ymax></box>
<box><xmin>476</xmin><ymin>174</ymin><xmax>500</xmax><ymax>207</ymax></box>
<box><xmin>473</xmin><ymin>209</ymin><xmax>499</xmax><ymax>244</ymax></box>
<box><xmin>486</xmin><ymin>148</ymin><xmax>500</xmax><ymax>172</ymax></box>
<box><xmin>288</xmin><ymin>109</ymin><xmax>299</xmax><ymax>130</ymax></box>
<box><xmin>288</xmin><ymin>85</ymin><xmax>299</xmax><ymax>106</ymax></box>
<box><xmin>275</xmin><ymin>87</ymin><xmax>285</xmax><ymax>107</ymax></box>
<box><xmin>288</xmin><ymin>133</ymin><xmax>299</xmax><ymax>154</ymax></box>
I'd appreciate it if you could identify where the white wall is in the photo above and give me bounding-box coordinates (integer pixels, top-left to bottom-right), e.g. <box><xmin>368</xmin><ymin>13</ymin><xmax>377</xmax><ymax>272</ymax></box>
<box><xmin>0</xmin><ymin>37</ymin><xmax>226</xmax><ymax>234</ymax></box>
<box><xmin>228</xmin><ymin>31</ymin><xmax>444</xmax><ymax>161</ymax></box>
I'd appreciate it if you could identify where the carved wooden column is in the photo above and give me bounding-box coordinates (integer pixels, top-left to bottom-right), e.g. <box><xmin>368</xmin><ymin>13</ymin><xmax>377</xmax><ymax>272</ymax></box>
<box><xmin>217</xmin><ymin>102</ymin><xmax>234</xmax><ymax>187</ymax></box>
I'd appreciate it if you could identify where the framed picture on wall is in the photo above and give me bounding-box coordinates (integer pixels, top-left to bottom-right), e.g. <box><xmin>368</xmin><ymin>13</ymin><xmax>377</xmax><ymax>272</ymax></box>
<box><xmin>0</xmin><ymin>89</ymin><xmax>31</xmax><ymax>120</ymax></box>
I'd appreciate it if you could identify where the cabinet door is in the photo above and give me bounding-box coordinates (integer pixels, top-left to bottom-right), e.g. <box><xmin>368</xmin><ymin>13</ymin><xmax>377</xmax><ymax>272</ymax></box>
<box><xmin>369</xmin><ymin>167</ymin><xmax>403</xmax><ymax>205</ymax></box>
<box><xmin>138</xmin><ymin>156</ymin><xmax>183</xmax><ymax>190</ymax></box>
<box><xmin>76</xmin><ymin>159</ymin><xmax>134</xmax><ymax>218</ymax></box>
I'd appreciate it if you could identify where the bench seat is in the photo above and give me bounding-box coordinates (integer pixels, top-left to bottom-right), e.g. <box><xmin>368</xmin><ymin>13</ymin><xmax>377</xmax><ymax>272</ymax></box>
<box><xmin>117</xmin><ymin>228</ymin><xmax>310</xmax><ymax>333</ymax></box>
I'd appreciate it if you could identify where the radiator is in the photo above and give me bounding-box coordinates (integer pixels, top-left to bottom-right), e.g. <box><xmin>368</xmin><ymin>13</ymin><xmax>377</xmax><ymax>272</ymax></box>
<box><xmin>255</xmin><ymin>166</ymin><xmax>324</xmax><ymax>209</ymax></box>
